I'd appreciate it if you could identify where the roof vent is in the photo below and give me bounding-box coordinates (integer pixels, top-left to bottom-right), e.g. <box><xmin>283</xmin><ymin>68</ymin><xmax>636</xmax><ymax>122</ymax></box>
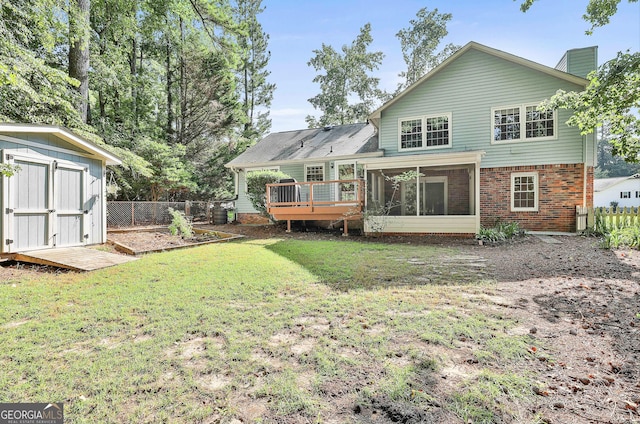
<box><xmin>323</xmin><ymin>126</ymin><xmax>332</xmax><ymax>131</ymax></box>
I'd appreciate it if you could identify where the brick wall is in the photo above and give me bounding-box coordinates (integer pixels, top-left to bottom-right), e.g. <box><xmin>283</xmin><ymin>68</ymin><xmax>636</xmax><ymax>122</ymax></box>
<box><xmin>480</xmin><ymin>164</ymin><xmax>594</xmax><ymax>232</ymax></box>
<box><xmin>236</xmin><ymin>213</ymin><xmax>271</xmax><ymax>225</ymax></box>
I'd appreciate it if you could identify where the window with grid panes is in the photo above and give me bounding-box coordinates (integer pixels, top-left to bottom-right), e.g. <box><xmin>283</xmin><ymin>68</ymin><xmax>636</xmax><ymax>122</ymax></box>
<box><xmin>400</xmin><ymin>118</ymin><xmax>423</xmax><ymax>149</ymax></box>
<box><xmin>425</xmin><ymin>115</ymin><xmax>450</xmax><ymax>146</ymax></box>
<box><xmin>621</xmin><ymin>191</ymin><xmax>631</xmax><ymax>199</ymax></box>
<box><xmin>494</xmin><ymin>107</ymin><xmax>521</xmax><ymax>141</ymax></box>
<box><xmin>511</xmin><ymin>172</ymin><xmax>538</xmax><ymax>211</ymax></box>
<box><xmin>305</xmin><ymin>164</ymin><xmax>324</xmax><ymax>182</ymax></box>
<box><xmin>525</xmin><ymin>106</ymin><xmax>554</xmax><ymax>138</ymax></box>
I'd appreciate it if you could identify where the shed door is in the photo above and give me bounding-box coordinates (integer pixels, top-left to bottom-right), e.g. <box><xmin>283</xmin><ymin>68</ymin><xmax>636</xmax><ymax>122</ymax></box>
<box><xmin>4</xmin><ymin>156</ymin><xmax>54</xmax><ymax>253</ymax></box>
<box><xmin>2</xmin><ymin>154</ymin><xmax>87</xmax><ymax>253</ymax></box>
<box><xmin>54</xmin><ymin>164</ymin><xmax>87</xmax><ymax>247</ymax></box>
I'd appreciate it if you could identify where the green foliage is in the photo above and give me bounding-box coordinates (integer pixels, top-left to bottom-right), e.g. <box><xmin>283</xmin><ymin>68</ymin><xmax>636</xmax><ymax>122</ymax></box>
<box><xmin>520</xmin><ymin>0</ymin><xmax>640</xmax><ymax>163</ymax></box>
<box><xmin>234</xmin><ymin>0</ymin><xmax>275</xmax><ymax>140</ymax></box>
<box><xmin>167</xmin><ymin>207</ymin><xmax>194</xmax><ymax>238</ymax></box>
<box><xmin>395</xmin><ymin>7</ymin><xmax>460</xmax><ymax>92</ymax></box>
<box><xmin>306</xmin><ymin>23</ymin><xmax>387</xmax><ymax>127</ymax></box>
<box><xmin>539</xmin><ymin>51</ymin><xmax>640</xmax><ymax>163</ymax></box>
<box><xmin>0</xmin><ymin>163</ymin><xmax>19</xmax><ymax>177</ymax></box>
<box><xmin>0</xmin><ymin>0</ymin><xmax>84</xmax><ymax>127</ymax></box>
<box><xmin>591</xmin><ymin>208</ymin><xmax>640</xmax><ymax>249</ymax></box>
<box><xmin>476</xmin><ymin>222</ymin><xmax>524</xmax><ymax>243</ymax></box>
<box><xmin>245</xmin><ymin>169</ymin><xmax>292</xmax><ymax>216</ymax></box>
<box><xmin>519</xmin><ymin>0</ymin><xmax>639</xmax><ymax>34</ymax></box>
<box><xmin>596</xmin><ymin>131</ymin><xmax>640</xmax><ymax>177</ymax></box>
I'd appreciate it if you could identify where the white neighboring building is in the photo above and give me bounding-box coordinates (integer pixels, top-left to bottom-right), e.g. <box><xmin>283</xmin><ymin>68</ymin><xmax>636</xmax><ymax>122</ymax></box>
<box><xmin>594</xmin><ymin>174</ymin><xmax>640</xmax><ymax>208</ymax></box>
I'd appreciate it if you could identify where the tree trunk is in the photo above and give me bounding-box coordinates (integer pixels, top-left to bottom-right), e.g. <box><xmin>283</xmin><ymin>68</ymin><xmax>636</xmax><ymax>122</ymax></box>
<box><xmin>68</xmin><ymin>0</ymin><xmax>91</xmax><ymax>124</ymax></box>
<box><xmin>166</xmin><ymin>28</ymin><xmax>174</xmax><ymax>143</ymax></box>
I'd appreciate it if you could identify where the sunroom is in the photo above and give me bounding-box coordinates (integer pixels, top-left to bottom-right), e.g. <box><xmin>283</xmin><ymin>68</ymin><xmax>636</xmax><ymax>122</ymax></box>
<box><xmin>361</xmin><ymin>151</ymin><xmax>484</xmax><ymax>234</ymax></box>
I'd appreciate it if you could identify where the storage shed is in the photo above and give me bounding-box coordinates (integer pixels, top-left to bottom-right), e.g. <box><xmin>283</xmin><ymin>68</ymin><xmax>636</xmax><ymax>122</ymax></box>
<box><xmin>1</xmin><ymin>124</ymin><xmax>121</xmax><ymax>254</ymax></box>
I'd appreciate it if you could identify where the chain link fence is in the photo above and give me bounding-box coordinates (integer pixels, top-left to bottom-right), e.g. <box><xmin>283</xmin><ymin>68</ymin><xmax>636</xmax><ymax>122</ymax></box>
<box><xmin>107</xmin><ymin>201</ymin><xmax>218</xmax><ymax>227</ymax></box>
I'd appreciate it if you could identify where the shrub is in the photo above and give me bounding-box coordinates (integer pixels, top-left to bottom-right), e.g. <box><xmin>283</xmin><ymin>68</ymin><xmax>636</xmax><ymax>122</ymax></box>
<box><xmin>168</xmin><ymin>208</ymin><xmax>193</xmax><ymax>238</ymax></box>
<box><xmin>246</xmin><ymin>169</ymin><xmax>292</xmax><ymax>217</ymax></box>
<box><xmin>476</xmin><ymin>221</ymin><xmax>523</xmax><ymax>244</ymax></box>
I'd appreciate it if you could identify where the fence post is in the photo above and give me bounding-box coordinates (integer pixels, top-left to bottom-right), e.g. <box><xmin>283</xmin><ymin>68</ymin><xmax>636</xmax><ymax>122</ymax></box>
<box><xmin>131</xmin><ymin>202</ymin><xmax>135</xmax><ymax>226</ymax></box>
<box><xmin>588</xmin><ymin>207</ymin><xmax>596</xmax><ymax>230</ymax></box>
<box><xmin>185</xmin><ymin>200</ymin><xmax>191</xmax><ymax>217</ymax></box>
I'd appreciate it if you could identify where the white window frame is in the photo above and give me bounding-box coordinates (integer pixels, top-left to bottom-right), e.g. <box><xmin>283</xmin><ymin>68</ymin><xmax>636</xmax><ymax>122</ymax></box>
<box><xmin>492</xmin><ymin>103</ymin><xmax>557</xmax><ymax>144</ymax></box>
<box><xmin>635</xmin><ymin>191</ymin><xmax>640</xmax><ymax>199</ymax></box>
<box><xmin>398</xmin><ymin>113</ymin><xmax>452</xmax><ymax>152</ymax></box>
<box><xmin>621</xmin><ymin>191</ymin><xmax>631</xmax><ymax>199</ymax></box>
<box><xmin>244</xmin><ymin>166</ymin><xmax>280</xmax><ymax>192</ymax></box>
<box><xmin>511</xmin><ymin>172</ymin><xmax>539</xmax><ymax>212</ymax></box>
<box><xmin>304</xmin><ymin>163</ymin><xmax>325</xmax><ymax>182</ymax></box>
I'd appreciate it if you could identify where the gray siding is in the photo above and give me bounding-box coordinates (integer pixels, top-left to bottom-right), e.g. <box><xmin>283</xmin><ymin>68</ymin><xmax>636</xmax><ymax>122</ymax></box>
<box><xmin>1</xmin><ymin>134</ymin><xmax>105</xmax><ymax>246</ymax></box>
<box><xmin>378</xmin><ymin>48</ymin><xmax>590</xmax><ymax>169</ymax></box>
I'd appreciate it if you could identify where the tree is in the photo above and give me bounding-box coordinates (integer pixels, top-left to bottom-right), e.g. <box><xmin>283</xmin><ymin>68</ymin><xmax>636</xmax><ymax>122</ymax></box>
<box><xmin>520</xmin><ymin>0</ymin><xmax>640</xmax><ymax>162</ymax></box>
<box><xmin>395</xmin><ymin>7</ymin><xmax>460</xmax><ymax>92</ymax></box>
<box><xmin>596</xmin><ymin>124</ymin><xmax>640</xmax><ymax>177</ymax></box>
<box><xmin>0</xmin><ymin>0</ymin><xmax>83</xmax><ymax>127</ymax></box>
<box><xmin>306</xmin><ymin>23</ymin><xmax>386</xmax><ymax>128</ymax></box>
<box><xmin>234</xmin><ymin>0</ymin><xmax>275</xmax><ymax>140</ymax></box>
<box><xmin>519</xmin><ymin>0</ymin><xmax>638</xmax><ymax>34</ymax></box>
<box><xmin>68</xmin><ymin>0</ymin><xmax>91</xmax><ymax>123</ymax></box>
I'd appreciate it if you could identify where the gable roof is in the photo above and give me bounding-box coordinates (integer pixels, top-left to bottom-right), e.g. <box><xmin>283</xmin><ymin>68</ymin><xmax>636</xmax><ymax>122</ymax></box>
<box><xmin>594</xmin><ymin>173</ymin><xmax>640</xmax><ymax>192</ymax></box>
<box><xmin>226</xmin><ymin>123</ymin><xmax>381</xmax><ymax>168</ymax></box>
<box><xmin>0</xmin><ymin>123</ymin><xmax>122</xmax><ymax>165</ymax></box>
<box><xmin>369</xmin><ymin>41</ymin><xmax>589</xmax><ymax>128</ymax></box>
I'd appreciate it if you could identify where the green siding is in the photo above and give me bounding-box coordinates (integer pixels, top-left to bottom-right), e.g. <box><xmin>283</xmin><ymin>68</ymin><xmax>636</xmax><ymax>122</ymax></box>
<box><xmin>236</xmin><ymin>161</ymin><xmax>336</xmax><ymax>213</ymax></box>
<box><xmin>379</xmin><ymin>48</ymin><xmax>591</xmax><ymax>169</ymax></box>
<box><xmin>566</xmin><ymin>47</ymin><xmax>597</xmax><ymax>79</ymax></box>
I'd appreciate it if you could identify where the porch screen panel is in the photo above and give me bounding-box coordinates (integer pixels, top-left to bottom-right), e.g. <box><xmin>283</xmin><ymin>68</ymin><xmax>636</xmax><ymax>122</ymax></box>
<box><xmin>379</xmin><ymin>168</ymin><xmax>418</xmax><ymax>216</ymax></box>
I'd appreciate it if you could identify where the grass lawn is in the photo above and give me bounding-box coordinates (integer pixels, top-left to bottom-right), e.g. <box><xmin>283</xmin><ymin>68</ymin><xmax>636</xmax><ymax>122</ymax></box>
<box><xmin>0</xmin><ymin>237</ymin><xmax>540</xmax><ymax>423</ymax></box>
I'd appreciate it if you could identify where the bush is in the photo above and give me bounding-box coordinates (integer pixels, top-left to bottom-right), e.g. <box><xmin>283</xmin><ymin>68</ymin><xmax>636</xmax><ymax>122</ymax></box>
<box><xmin>476</xmin><ymin>221</ymin><xmax>524</xmax><ymax>244</ymax></box>
<box><xmin>168</xmin><ymin>208</ymin><xmax>193</xmax><ymax>238</ymax></box>
<box><xmin>246</xmin><ymin>169</ymin><xmax>292</xmax><ymax>217</ymax></box>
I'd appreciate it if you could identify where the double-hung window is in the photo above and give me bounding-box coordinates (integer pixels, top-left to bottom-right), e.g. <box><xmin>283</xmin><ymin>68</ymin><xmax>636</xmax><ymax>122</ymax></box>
<box><xmin>399</xmin><ymin>113</ymin><xmax>451</xmax><ymax>151</ymax></box>
<box><xmin>511</xmin><ymin>172</ymin><xmax>538</xmax><ymax>211</ymax></box>
<box><xmin>493</xmin><ymin>104</ymin><xmax>556</xmax><ymax>142</ymax></box>
<box><xmin>621</xmin><ymin>191</ymin><xmax>631</xmax><ymax>199</ymax></box>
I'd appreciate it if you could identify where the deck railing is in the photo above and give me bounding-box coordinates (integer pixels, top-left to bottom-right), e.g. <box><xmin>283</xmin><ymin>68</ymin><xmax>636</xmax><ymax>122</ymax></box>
<box><xmin>266</xmin><ymin>179</ymin><xmax>365</xmax><ymax>209</ymax></box>
<box><xmin>266</xmin><ymin>179</ymin><xmax>365</xmax><ymax>234</ymax></box>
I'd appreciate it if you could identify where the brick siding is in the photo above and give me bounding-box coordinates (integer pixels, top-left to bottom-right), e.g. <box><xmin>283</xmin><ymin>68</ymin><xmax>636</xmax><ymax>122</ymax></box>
<box><xmin>480</xmin><ymin>164</ymin><xmax>594</xmax><ymax>232</ymax></box>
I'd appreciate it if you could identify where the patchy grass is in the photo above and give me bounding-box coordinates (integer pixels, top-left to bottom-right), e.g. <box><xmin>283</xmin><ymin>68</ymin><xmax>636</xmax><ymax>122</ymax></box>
<box><xmin>0</xmin><ymin>238</ymin><xmax>541</xmax><ymax>423</ymax></box>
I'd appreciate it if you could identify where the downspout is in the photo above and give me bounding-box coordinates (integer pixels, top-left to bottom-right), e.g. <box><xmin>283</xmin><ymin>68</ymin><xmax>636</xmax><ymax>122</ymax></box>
<box><xmin>583</xmin><ymin>135</ymin><xmax>587</xmax><ymax>207</ymax></box>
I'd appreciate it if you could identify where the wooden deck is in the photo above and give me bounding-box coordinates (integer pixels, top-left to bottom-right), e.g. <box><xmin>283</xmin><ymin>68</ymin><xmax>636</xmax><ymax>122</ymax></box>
<box><xmin>266</xmin><ymin>179</ymin><xmax>364</xmax><ymax>235</ymax></box>
<box><xmin>10</xmin><ymin>247</ymin><xmax>138</xmax><ymax>271</ymax></box>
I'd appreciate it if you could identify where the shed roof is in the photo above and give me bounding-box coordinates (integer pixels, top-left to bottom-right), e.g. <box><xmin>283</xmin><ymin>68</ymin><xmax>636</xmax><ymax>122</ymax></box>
<box><xmin>369</xmin><ymin>41</ymin><xmax>589</xmax><ymax>127</ymax></box>
<box><xmin>594</xmin><ymin>173</ymin><xmax>640</xmax><ymax>192</ymax></box>
<box><xmin>0</xmin><ymin>123</ymin><xmax>122</xmax><ymax>165</ymax></box>
<box><xmin>226</xmin><ymin>123</ymin><xmax>381</xmax><ymax>168</ymax></box>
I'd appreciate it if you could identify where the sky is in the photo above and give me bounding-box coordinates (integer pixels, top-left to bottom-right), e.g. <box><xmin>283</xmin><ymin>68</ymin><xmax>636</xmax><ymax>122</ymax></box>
<box><xmin>257</xmin><ymin>0</ymin><xmax>640</xmax><ymax>134</ymax></box>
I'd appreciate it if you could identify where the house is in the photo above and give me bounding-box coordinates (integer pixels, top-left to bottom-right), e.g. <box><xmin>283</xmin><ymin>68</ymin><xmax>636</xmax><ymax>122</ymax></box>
<box><xmin>594</xmin><ymin>174</ymin><xmax>640</xmax><ymax>208</ymax></box>
<box><xmin>1</xmin><ymin>123</ymin><xmax>121</xmax><ymax>254</ymax></box>
<box><xmin>225</xmin><ymin>42</ymin><xmax>597</xmax><ymax>235</ymax></box>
